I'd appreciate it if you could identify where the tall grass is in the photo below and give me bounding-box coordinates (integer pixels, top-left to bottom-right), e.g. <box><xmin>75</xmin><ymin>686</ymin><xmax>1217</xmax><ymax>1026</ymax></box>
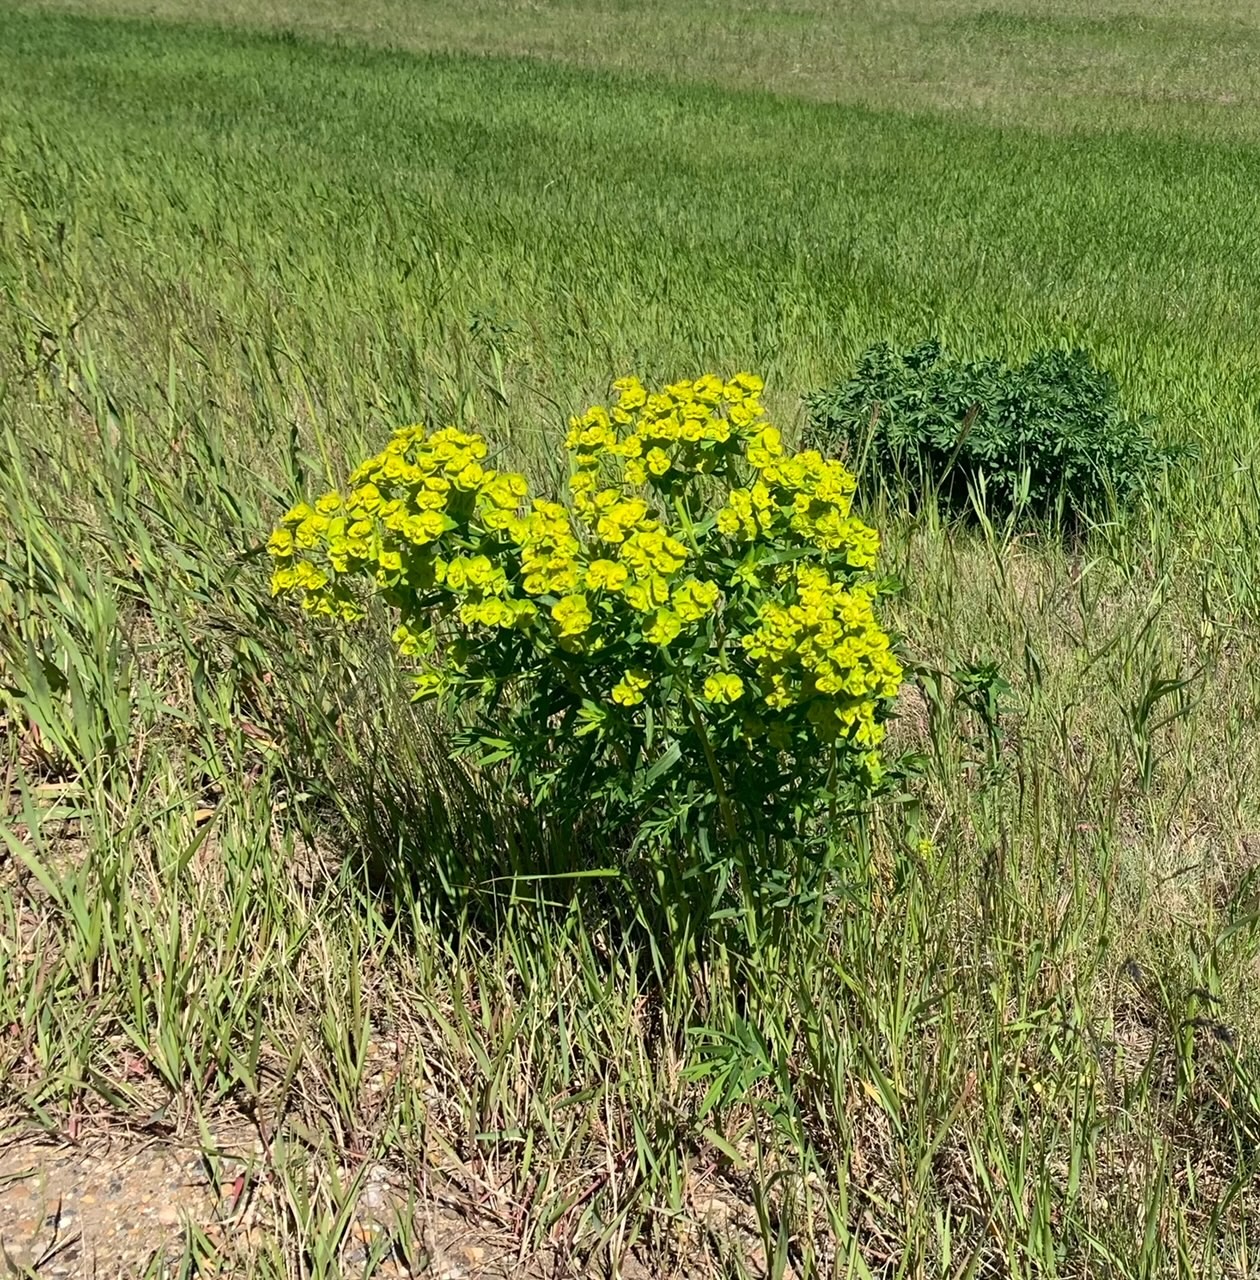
<box><xmin>2</xmin><ymin>5</ymin><xmax>1260</xmax><ymax>1275</ymax></box>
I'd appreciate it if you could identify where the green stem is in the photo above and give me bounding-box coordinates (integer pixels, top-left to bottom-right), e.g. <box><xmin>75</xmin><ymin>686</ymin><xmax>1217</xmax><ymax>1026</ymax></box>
<box><xmin>671</xmin><ymin>493</ymin><xmax>704</xmax><ymax>556</ymax></box>
<box><xmin>680</xmin><ymin>680</ymin><xmax>738</xmax><ymax>847</ymax></box>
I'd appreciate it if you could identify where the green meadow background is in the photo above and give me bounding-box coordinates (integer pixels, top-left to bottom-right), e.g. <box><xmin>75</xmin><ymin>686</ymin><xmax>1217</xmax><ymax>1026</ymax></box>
<box><xmin>2</xmin><ymin>0</ymin><xmax>1260</xmax><ymax>1274</ymax></box>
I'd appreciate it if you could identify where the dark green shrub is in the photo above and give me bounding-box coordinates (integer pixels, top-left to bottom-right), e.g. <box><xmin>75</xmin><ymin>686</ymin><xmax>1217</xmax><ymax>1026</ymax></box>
<box><xmin>804</xmin><ymin>341</ymin><xmax>1184</xmax><ymax>524</ymax></box>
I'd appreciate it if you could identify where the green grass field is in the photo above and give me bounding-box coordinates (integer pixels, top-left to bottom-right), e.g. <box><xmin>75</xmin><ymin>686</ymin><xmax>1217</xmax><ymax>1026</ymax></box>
<box><xmin>2</xmin><ymin>0</ymin><xmax>1260</xmax><ymax>1274</ymax></box>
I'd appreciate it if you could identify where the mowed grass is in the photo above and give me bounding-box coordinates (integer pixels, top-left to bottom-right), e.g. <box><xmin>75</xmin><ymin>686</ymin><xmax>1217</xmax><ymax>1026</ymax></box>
<box><xmin>17</xmin><ymin>0</ymin><xmax>1260</xmax><ymax>139</ymax></box>
<box><xmin>2</xmin><ymin>3</ymin><xmax>1260</xmax><ymax>1276</ymax></box>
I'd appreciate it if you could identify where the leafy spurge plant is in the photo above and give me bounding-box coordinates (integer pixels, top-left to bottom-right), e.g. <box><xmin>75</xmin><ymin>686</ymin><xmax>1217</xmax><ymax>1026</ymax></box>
<box><xmin>269</xmin><ymin>374</ymin><xmax>903</xmax><ymax>925</ymax></box>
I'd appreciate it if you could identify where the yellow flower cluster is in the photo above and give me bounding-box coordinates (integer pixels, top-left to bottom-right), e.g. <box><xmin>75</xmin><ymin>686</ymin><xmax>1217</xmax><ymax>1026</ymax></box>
<box><xmin>268</xmin><ymin>424</ymin><xmax>525</xmax><ymax>613</ymax></box>
<box><xmin>740</xmin><ymin>564</ymin><xmax>903</xmax><ymax>746</ymax></box>
<box><xmin>611</xmin><ymin>668</ymin><xmax>652</xmax><ymax>707</ymax></box>
<box><xmin>717</xmin><ymin>428</ymin><xmax>879</xmax><ymax>567</ymax></box>
<box><xmin>267</xmin><ymin>374</ymin><xmax>902</xmax><ymax>756</ymax></box>
<box><xmin>566</xmin><ymin>373</ymin><xmax>758</xmax><ymax>496</ymax></box>
<box><xmin>703</xmin><ymin>672</ymin><xmax>745</xmax><ymax>704</ymax></box>
<box><xmin>517</xmin><ymin>499</ymin><xmax>583</xmax><ymax>597</ymax></box>
<box><xmin>545</xmin><ymin>374</ymin><xmax>773</xmax><ymax>659</ymax></box>
<box><xmin>552</xmin><ymin>593</ymin><xmax>593</xmax><ymax>638</ymax></box>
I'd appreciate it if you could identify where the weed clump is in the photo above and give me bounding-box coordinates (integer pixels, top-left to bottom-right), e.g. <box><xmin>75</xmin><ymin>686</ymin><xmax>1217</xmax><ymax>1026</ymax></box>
<box><xmin>805</xmin><ymin>341</ymin><xmax>1183</xmax><ymax>524</ymax></box>
<box><xmin>268</xmin><ymin>374</ymin><xmax>903</xmax><ymax>934</ymax></box>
